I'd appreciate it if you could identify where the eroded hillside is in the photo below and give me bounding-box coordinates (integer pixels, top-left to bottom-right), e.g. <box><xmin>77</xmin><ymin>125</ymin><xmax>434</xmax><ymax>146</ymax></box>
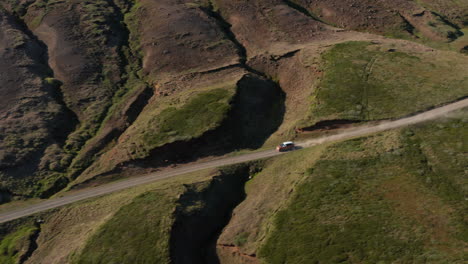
<box><xmin>0</xmin><ymin>0</ymin><xmax>467</xmax><ymax>263</ymax></box>
<box><xmin>1</xmin><ymin>109</ymin><xmax>465</xmax><ymax>264</ymax></box>
<box><xmin>1</xmin><ymin>0</ymin><xmax>467</xmax><ymax>200</ymax></box>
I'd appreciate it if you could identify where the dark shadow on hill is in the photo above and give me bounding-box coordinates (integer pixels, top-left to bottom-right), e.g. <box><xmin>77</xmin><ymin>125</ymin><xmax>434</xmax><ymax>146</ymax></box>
<box><xmin>226</xmin><ymin>74</ymin><xmax>286</xmax><ymax>149</ymax></box>
<box><xmin>300</xmin><ymin>119</ymin><xmax>362</xmax><ymax>132</ymax></box>
<box><xmin>170</xmin><ymin>162</ymin><xmax>262</xmax><ymax>264</ymax></box>
<box><xmin>134</xmin><ymin>73</ymin><xmax>285</xmax><ymax>168</ymax></box>
<box><xmin>72</xmin><ymin>73</ymin><xmax>285</xmax><ymax>188</ymax></box>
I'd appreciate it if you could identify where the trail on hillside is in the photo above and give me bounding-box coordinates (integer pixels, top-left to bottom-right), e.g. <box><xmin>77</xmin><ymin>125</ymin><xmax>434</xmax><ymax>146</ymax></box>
<box><xmin>300</xmin><ymin>98</ymin><xmax>468</xmax><ymax>148</ymax></box>
<box><xmin>0</xmin><ymin>98</ymin><xmax>466</xmax><ymax>223</ymax></box>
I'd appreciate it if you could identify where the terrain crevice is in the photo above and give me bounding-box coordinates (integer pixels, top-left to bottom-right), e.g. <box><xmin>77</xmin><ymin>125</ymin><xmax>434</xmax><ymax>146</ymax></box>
<box><xmin>18</xmin><ymin>222</ymin><xmax>41</xmax><ymax>264</ymax></box>
<box><xmin>197</xmin><ymin>63</ymin><xmax>243</xmax><ymax>75</ymax></box>
<box><xmin>270</xmin><ymin>49</ymin><xmax>301</xmax><ymax>61</ymax></box>
<box><xmin>70</xmin><ymin>72</ymin><xmax>286</xmax><ymax>190</ymax></box>
<box><xmin>169</xmin><ymin>163</ymin><xmax>262</xmax><ymax>264</ymax></box>
<box><xmin>298</xmin><ymin>119</ymin><xmax>363</xmax><ymax>132</ymax></box>
<box><xmin>396</xmin><ymin>12</ymin><xmax>419</xmax><ymax>38</ymax></box>
<box><xmin>199</xmin><ymin>2</ymin><xmax>268</xmax><ymax>78</ymax></box>
<box><xmin>47</xmin><ymin>80</ymin><xmax>80</xmax><ymax>146</ymax></box>
<box><xmin>67</xmin><ymin>0</ymin><xmax>154</xmax><ymax>180</ymax></box>
<box><xmin>281</xmin><ymin>0</ymin><xmax>327</xmax><ymax>24</ymax></box>
<box><xmin>6</xmin><ymin>10</ymin><xmax>79</xmax><ymax>140</ymax></box>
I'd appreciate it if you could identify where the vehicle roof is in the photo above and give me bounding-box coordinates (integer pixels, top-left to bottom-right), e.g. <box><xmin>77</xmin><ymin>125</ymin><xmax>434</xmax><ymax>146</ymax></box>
<box><xmin>282</xmin><ymin>141</ymin><xmax>294</xmax><ymax>145</ymax></box>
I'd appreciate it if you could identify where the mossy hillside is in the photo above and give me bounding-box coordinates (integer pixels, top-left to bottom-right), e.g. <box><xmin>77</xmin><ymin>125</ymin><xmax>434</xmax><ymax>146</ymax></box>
<box><xmin>0</xmin><ymin>167</ymin><xmax>218</xmax><ymax>263</ymax></box>
<box><xmin>119</xmin><ymin>0</ymin><xmax>143</xmax><ymax>58</ymax></box>
<box><xmin>74</xmin><ymin>162</ymin><xmax>254</xmax><ymax>264</ymax></box>
<box><xmin>386</xmin><ymin>14</ymin><xmax>463</xmax><ymax>48</ymax></box>
<box><xmin>302</xmin><ymin>41</ymin><xmax>468</xmax><ymax>127</ymax></box>
<box><xmin>148</xmin><ymin>89</ymin><xmax>232</xmax><ymax>143</ymax></box>
<box><xmin>216</xmin><ymin>144</ymin><xmax>328</xmax><ymax>257</ymax></box>
<box><xmin>424</xmin><ymin>13</ymin><xmax>462</xmax><ymax>41</ymax></box>
<box><xmin>66</xmin><ymin>44</ymin><xmax>148</xmax><ymax>178</ymax></box>
<box><xmin>0</xmin><ymin>224</ymin><xmax>38</xmax><ymax>264</ymax></box>
<box><xmin>18</xmin><ymin>0</ymin><xmax>148</xmax><ymax>192</ymax></box>
<box><xmin>0</xmin><ymin>0</ymin><xmax>153</xmax><ymax>203</ymax></box>
<box><xmin>67</xmin><ymin>79</ymin><xmax>148</xmax><ymax>176</ymax></box>
<box><xmin>6</xmin><ymin>0</ymin><xmax>133</xmax><ymax>171</ymax></box>
<box><xmin>59</xmin><ymin>0</ymin><xmax>127</xmax><ymax>153</ymax></box>
<box><xmin>63</xmin><ymin>0</ymin><xmax>150</xmax><ymax>180</ymax></box>
<box><xmin>74</xmin><ymin>191</ymin><xmax>175</xmax><ymax>264</ymax></box>
<box><xmin>127</xmin><ymin>87</ymin><xmax>236</xmax><ymax>159</ymax></box>
<box><xmin>391</xmin><ymin>0</ymin><xmax>468</xmax><ymax>52</ymax></box>
<box><xmin>70</xmin><ymin>74</ymin><xmax>241</xmax><ymax>184</ymax></box>
<box><xmin>1</xmin><ymin>1</ymin><xmax>32</xmax><ymax>16</ymax></box>
<box><xmin>259</xmin><ymin>112</ymin><xmax>467</xmax><ymax>263</ymax></box>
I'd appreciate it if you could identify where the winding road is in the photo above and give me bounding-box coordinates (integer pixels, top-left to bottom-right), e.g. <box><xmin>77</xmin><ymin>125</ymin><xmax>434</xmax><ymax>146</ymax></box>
<box><xmin>0</xmin><ymin>98</ymin><xmax>467</xmax><ymax>223</ymax></box>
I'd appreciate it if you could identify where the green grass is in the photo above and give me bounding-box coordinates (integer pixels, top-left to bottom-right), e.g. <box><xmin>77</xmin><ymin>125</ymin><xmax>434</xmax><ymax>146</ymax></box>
<box><xmin>65</xmin><ymin>0</ymin><xmax>150</xmax><ymax>179</ymax></box>
<box><xmin>302</xmin><ymin>41</ymin><xmax>468</xmax><ymax>127</ymax></box>
<box><xmin>130</xmin><ymin>88</ymin><xmax>234</xmax><ymax>158</ymax></box>
<box><xmin>259</xmin><ymin>112</ymin><xmax>467</xmax><ymax>263</ymax></box>
<box><xmin>0</xmin><ymin>225</ymin><xmax>38</xmax><ymax>264</ymax></box>
<box><xmin>148</xmin><ymin>88</ymin><xmax>231</xmax><ymax>142</ymax></box>
<box><xmin>0</xmin><ymin>169</ymin><xmax>216</xmax><ymax>263</ymax></box>
<box><xmin>73</xmin><ymin>162</ymin><xmax>251</xmax><ymax>263</ymax></box>
<box><xmin>74</xmin><ymin>191</ymin><xmax>175</xmax><ymax>264</ymax></box>
<box><xmin>122</xmin><ymin>0</ymin><xmax>143</xmax><ymax>59</ymax></box>
<box><xmin>33</xmin><ymin>173</ymin><xmax>69</xmax><ymax>198</ymax></box>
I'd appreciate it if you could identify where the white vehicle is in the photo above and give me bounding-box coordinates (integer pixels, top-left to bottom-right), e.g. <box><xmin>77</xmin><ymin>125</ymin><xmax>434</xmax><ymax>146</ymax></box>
<box><xmin>276</xmin><ymin>141</ymin><xmax>295</xmax><ymax>152</ymax></box>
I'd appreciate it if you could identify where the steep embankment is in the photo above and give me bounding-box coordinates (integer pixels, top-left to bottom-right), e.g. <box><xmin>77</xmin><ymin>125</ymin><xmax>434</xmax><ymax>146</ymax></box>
<box><xmin>0</xmin><ymin>109</ymin><xmax>464</xmax><ymax>263</ymax></box>
<box><xmin>298</xmin><ymin>41</ymin><xmax>468</xmax><ymax>128</ymax></box>
<box><xmin>0</xmin><ymin>0</ymin><xmax>139</xmax><ymax>199</ymax></box>
<box><xmin>290</xmin><ymin>0</ymin><xmax>466</xmax><ymax>44</ymax></box>
<box><xmin>0</xmin><ymin>1</ymin><xmax>467</xmax><ymax>262</ymax></box>
<box><xmin>218</xmin><ymin>109</ymin><xmax>468</xmax><ymax>264</ymax></box>
<box><xmin>0</xmin><ymin>9</ymin><xmax>76</xmax><ymax>201</ymax></box>
<box><xmin>0</xmin><ymin>163</ymin><xmax>262</xmax><ymax>264</ymax></box>
<box><xmin>1</xmin><ymin>0</ymin><xmax>467</xmax><ymax>201</ymax></box>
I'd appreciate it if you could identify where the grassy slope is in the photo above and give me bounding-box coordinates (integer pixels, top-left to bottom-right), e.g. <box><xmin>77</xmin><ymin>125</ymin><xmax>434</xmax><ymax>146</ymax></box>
<box><xmin>74</xmin><ymin>191</ymin><xmax>176</xmax><ymax>264</ymax></box>
<box><xmin>135</xmin><ymin>88</ymin><xmax>234</xmax><ymax>157</ymax></box>
<box><xmin>0</xmin><ymin>0</ymin><xmax>135</xmax><ymax>198</ymax></box>
<box><xmin>1</xmin><ymin>169</ymin><xmax>217</xmax><ymax>264</ymax></box>
<box><xmin>66</xmin><ymin>0</ymin><xmax>148</xmax><ymax>174</ymax></box>
<box><xmin>0</xmin><ymin>224</ymin><xmax>37</xmax><ymax>264</ymax></box>
<box><xmin>301</xmin><ymin>41</ymin><xmax>468</xmax><ymax>127</ymax></box>
<box><xmin>217</xmin><ymin>144</ymin><xmax>328</xmax><ymax>256</ymax></box>
<box><xmin>0</xmin><ymin>113</ymin><xmax>465</xmax><ymax>263</ymax></box>
<box><xmin>259</xmin><ymin>110</ymin><xmax>467</xmax><ymax>263</ymax></box>
<box><xmin>74</xmin><ymin>162</ymin><xmax>253</xmax><ymax>264</ymax></box>
<box><xmin>76</xmin><ymin>83</ymin><xmax>238</xmax><ymax>180</ymax></box>
<box><xmin>398</xmin><ymin>0</ymin><xmax>468</xmax><ymax>52</ymax></box>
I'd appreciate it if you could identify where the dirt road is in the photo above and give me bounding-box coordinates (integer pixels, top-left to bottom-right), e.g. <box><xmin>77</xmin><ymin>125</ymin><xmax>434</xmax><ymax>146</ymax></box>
<box><xmin>0</xmin><ymin>98</ymin><xmax>466</xmax><ymax>223</ymax></box>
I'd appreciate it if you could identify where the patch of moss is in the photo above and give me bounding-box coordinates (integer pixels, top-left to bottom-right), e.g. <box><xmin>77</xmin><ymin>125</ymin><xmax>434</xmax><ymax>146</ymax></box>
<box><xmin>0</xmin><ymin>225</ymin><xmax>38</xmax><ymax>264</ymax></box>
<box><xmin>74</xmin><ymin>191</ymin><xmax>175</xmax><ymax>264</ymax></box>
<box><xmin>304</xmin><ymin>41</ymin><xmax>468</xmax><ymax>126</ymax></box>
<box><xmin>260</xmin><ymin>113</ymin><xmax>467</xmax><ymax>263</ymax></box>
<box><xmin>129</xmin><ymin>88</ymin><xmax>234</xmax><ymax>158</ymax></box>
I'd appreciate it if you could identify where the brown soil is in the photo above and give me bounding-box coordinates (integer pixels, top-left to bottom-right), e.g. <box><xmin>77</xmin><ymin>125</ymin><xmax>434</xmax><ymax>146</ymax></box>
<box><xmin>136</xmin><ymin>0</ymin><xmax>240</xmax><ymax>84</ymax></box>
<box><xmin>0</xmin><ymin>0</ymin><xmax>466</xmax><ymax>204</ymax></box>
<box><xmin>0</xmin><ymin>0</ymin><xmax>467</xmax><ymax>262</ymax></box>
<box><xmin>217</xmin><ymin>244</ymin><xmax>259</xmax><ymax>264</ymax></box>
<box><xmin>0</xmin><ymin>9</ymin><xmax>74</xmax><ymax>197</ymax></box>
<box><xmin>292</xmin><ymin>0</ymin><xmax>465</xmax><ymax>41</ymax></box>
<box><xmin>24</xmin><ymin>1</ymin><xmax>123</xmax><ymax>121</ymax></box>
